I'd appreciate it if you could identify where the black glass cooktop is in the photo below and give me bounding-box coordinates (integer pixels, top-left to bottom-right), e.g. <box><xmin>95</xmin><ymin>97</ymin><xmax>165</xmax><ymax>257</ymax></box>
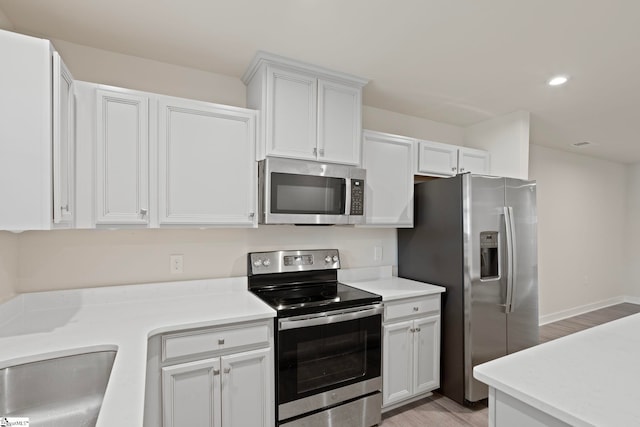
<box><xmin>251</xmin><ymin>282</ymin><xmax>381</xmax><ymax>317</ymax></box>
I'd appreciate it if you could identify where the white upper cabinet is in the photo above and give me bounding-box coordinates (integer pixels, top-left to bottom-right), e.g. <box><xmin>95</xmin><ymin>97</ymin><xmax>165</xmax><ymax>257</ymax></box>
<box><xmin>362</xmin><ymin>130</ymin><xmax>414</xmax><ymax>227</ymax></box>
<box><xmin>52</xmin><ymin>51</ymin><xmax>76</xmax><ymax>226</ymax></box>
<box><xmin>417</xmin><ymin>140</ymin><xmax>459</xmax><ymax>177</ymax></box>
<box><xmin>75</xmin><ymin>83</ymin><xmax>258</xmax><ymax>228</ymax></box>
<box><xmin>0</xmin><ymin>30</ymin><xmax>75</xmax><ymax>230</ymax></box>
<box><xmin>243</xmin><ymin>51</ymin><xmax>367</xmax><ymax>166</ymax></box>
<box><xmin>158</xmin><ymin>97</ymin><xmax>257</xmax><ymax>227</ymax></box>
<box><xmin>95</xmin><ymin>88</ymin><xmax>150</xmax><ymax>225</ymax></box>
<box><xmin>458</xmin><ymin>146</ymin><xmax>491</xmax><ymax>175</ymax></box>
<box><xmin>417</xmin><ymin>140</ymin><xmax>491</xmax><ymax>177</ymax></box>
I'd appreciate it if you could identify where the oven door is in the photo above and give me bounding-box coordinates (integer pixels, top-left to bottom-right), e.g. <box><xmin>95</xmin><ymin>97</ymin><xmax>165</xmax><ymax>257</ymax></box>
<box><xmin>277</xmin><ymin>305</ymin><xmax>382</xmax><ymax>422</ymax></box>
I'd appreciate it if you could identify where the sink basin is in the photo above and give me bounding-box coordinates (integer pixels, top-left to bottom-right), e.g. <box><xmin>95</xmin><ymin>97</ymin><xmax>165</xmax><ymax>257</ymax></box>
<box><xmin>0</xmin><ymin>350</ymin><xmax>116</xmax><ymax>426</ymax></box>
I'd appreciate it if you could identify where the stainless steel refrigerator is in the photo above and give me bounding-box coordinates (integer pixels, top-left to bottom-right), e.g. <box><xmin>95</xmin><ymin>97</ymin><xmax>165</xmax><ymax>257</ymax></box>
<box><xmin>398</xmin><ymin>174</ymin><xmax>538</xmax><ymax>405</ymax></box>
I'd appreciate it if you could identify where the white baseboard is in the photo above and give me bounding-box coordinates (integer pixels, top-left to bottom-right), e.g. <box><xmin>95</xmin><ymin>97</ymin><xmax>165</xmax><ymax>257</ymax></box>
<box><xmin>539</xmin><ymin>296</ymin><xmax>632</xmax><ymax>325</ymax></box>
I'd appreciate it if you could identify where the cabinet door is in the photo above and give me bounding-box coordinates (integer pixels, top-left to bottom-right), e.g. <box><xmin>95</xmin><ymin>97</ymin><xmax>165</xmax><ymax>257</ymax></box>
<box><xmin>417</xmin><ymin>140</ymin><xmax>458</xmax><ymax>176</ymax></box>
<box><xmin>162</xmin><ymin>358</ymin><xmax>221</xmax><ymax>427</ymax></box>
<box><xmin>158</xmin><ymin>98</ymin><xmax>257</xmax><ymax>226</ymax></box>
<box><xmin>383</xmin><ymin>320</ymin><xmax>414</xmax><ymax>406</ymax></box>
<box><xmin>317</xmin><ymin>79</ymin><xmax>361</xmax><ymax>165</ymax></box>
<box><xmin>52</xmin><ymin>52</ymin><xmax>75</xmax><ymax>226</ymax></box>
<box><xmin>362</xmin><ymin>131</ymin><xmax>413</xmax><ymax>227</ymax></box>
<box><xmin>95</xmin><ymin>89</ymin><xmax>149</xmax><ymax>225</ymax></box>
<box><xmin>266</xmin><ymin>65</ymin><xmax>317</xmax><ymax>160</ymax></box>
<box><xmin>458</xmin><ymin>147</ymin><xmax>491</xmax><ymax>175</ymax></box>
<box><xmin>413</xmin><ymin>315</ymin><xmax>441</xmax><ymax>394</ymax></box>
<box><xmin>221</xmin><ymin>348</ymin><xmax>273</xmax><ymax>427</ymax></box>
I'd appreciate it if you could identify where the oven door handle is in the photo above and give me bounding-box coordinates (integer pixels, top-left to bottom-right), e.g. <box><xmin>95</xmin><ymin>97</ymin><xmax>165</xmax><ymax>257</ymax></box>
<box><xmin>278</xmin><ymin>305</ymin><xmax>383</xmax><ymax>330</ymax></box>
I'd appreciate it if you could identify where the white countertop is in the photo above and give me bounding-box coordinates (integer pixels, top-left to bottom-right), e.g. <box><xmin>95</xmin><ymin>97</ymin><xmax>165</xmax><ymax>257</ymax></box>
<box><xmin>340</xmin><ymin>266</ymin><xmax>445</xmax><ymax>301</ymax></box>
<box><xmin>0</xmin><ymin>266</ymin><xmax>443</xmax><ymax>426</ymax></box>
<box><xmin>474</xmin><ymin>313</ymin><xmax>640</xmax><ymax>427</ymax></box>
<box><xmin>0</xmin><ymin>277</ymin><xmax>275</xmax><ymax>426</ymax></box>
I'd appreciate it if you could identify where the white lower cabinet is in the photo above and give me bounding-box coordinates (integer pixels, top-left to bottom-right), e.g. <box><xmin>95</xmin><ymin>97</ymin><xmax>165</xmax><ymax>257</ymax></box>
<box><xmin>162</xmin><ymin>348</ymin><xmax>272</xmax><ymax>427</ymax></box>
<box><xmin>382</xmin><ymin>295</ymin><xmax>441</xmax><ymax>410</ymax></box>
<box><xmin>146</xmin><ymin>320</ymin><xmax>274</xmax><ymax>427</ymax></box>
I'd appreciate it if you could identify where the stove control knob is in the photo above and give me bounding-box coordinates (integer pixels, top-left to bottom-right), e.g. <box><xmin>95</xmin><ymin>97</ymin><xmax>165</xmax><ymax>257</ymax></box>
<box><xmin>324</xmin><ymin>256</ymin><xmax>332</xmax><ymax>264</ymax></box>
<box><xmin>332</xmin><ymin>255</ymin><xmax>339</xmax><ymax>262</ymax></box>
<box><xmin>253</xmin><ymin>259</ymin><xmax>263</xmax><ymax>267</ymax></box>
<box><xmin>263</xmin><ymin>258</ymin><xmax>271</xmax><ymax>267</ymax></box>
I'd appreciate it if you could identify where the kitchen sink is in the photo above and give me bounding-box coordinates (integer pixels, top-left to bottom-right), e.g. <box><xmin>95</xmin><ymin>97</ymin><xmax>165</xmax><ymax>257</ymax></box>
<box><xmin>0</xmin><ymin>350</ymin><xmax>116</xmax><ymax>426</ymax></box>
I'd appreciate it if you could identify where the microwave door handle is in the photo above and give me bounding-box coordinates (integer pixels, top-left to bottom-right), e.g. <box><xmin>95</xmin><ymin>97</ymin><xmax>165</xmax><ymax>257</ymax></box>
<box><xmin>344</xmin><ymin>178</ymin><xmax>350</xmax><ymax>215</ymax></box>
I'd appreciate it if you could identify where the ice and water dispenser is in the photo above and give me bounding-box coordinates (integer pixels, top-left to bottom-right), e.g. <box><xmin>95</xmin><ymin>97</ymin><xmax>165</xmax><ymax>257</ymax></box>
<box><xmin>480</xmin><ymin>231</ymin><xmax>499</xmax><ymax>279</ymax></box>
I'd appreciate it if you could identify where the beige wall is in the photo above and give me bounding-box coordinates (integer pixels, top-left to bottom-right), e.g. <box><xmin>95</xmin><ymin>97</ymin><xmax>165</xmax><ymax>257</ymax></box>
<box><xmin>625</xmin><ymin>163</ymin><xmax>640</xmax><ymax>299</ymax></box>
<box><xmin>0</xmin><ymin>232</ymin><xmax>18</xmax><ymax>303</ymax></box>
<box><xmin>529</xmin><ymin>144</ymin><xmax>627</xmax><ymax>319</ymax></box>
<box><xmin>362</xmin><ymin>106</ymin><xmax>464</xmax><ymax>145</ymax></box>
<box><xmin>16</xmin><ymin>227</ymin><xmax>396</xmax><ymax>293</ymax></box>
<box><xmin>0</xmin><ymin>7</ymin><xmax>13</xmax><ymax>31</ymax></box>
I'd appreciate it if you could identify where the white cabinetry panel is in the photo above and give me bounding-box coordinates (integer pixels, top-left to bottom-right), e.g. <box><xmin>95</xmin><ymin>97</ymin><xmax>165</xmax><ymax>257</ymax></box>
<box><xmin>221</xmin><ymin>348</ymin><xmax>272</xmax><ymax>427</ymax></box>
<box><xmin>162</xmin><ymin>358</ymin><xmax>221</xmax><ymax>427</ymax></box>
<box><xmin>417</xmin><ymin>140</ymin><xmax>458</xmax><ymax>176</ymax></box>
<box><xmin>0</xmin><ymin>31</ymin><xmax>75</xmax><ymax>230</ymax></box>
<box><xmin>382</xmin><ymin>295</ymin><xmax>442</xmax><ymax>411</ymax></box>
<box><xmin>52</xmin><ymin>51</ymin><xmax>75</xmax><ymax>226</ymax></box>
<box><xmin>362</xmin><ymin>130</ymin><xmax>413</xmax><ymax>227</ymax></box>
<box><xmin>158</xmin><ymin>98</ymin><xmax>257</xmax><ymax>226</ymax></box>
<box><xmin>95</xmin><ymin>89</ymin><xmax>149</xmax><ymax>225</ymax></box>
<box><xmin>267</xmin><ymin>66</ymin><xmax>317</xmax><ymax>160</ymax></box>
<box><xmin>318</xmin><ymin>79</ymin><xmax>361</xmax><ymax>165</ymax></box>
<box><xmin>383</xmin><ymin>320</ymin><xmax>413</xmax><ymax>405</ymax></box>
<box><xmin>458</xmin><ymin>146</ymin><xmax>491</xmax><ymax>175</ymax></box>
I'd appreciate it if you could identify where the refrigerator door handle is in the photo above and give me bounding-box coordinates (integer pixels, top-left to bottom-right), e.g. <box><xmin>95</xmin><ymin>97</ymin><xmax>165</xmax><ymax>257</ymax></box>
<box><xmin>503</xmin><ymin>206</ymin><xmax>516</xmax><ymax>314</ymax></box>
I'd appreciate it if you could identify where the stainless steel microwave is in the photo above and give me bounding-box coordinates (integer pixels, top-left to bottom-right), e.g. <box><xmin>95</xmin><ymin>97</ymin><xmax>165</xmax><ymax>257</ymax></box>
<box><xmin>258</xmin><ymin>158</ymin><xmax>366</xmax><ymax>225</ymax></box>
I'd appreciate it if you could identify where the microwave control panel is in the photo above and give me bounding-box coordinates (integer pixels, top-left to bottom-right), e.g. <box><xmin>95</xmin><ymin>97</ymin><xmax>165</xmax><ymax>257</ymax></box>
<box><xmin>350</xmin><ymin>179</ymin><xmax>364</xmax><ymax>216</ymax></box>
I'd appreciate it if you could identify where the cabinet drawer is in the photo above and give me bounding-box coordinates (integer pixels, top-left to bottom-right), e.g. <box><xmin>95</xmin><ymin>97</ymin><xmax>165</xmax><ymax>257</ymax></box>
<box><xmin>162</xmin><ymin>321</ymin><xmax>270</xmax><ymax>362</ymax></box>
<box><xmin>384</xmin><ymin>296</ymin><xmax>440</xmax><ymax>322</ymax></box>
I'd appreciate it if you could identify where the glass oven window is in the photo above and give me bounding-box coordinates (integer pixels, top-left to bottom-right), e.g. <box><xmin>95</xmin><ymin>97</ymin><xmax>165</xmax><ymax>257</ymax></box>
<box><xmin>271</xmin><ymin>173</ymin><xmax>345</xmax><ymax>215</ymax></box>
<box><xmin>278</xmin><ymin>314</ymin><xmax>381</xmax><ymax>404</ymax></box>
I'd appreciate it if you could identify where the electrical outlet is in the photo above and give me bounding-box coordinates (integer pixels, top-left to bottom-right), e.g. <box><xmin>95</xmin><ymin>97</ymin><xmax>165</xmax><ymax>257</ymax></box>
<box><xmin>170</xmin><ymin>254</ymin><xmax>184</xmax><ymax>274</ymax></box>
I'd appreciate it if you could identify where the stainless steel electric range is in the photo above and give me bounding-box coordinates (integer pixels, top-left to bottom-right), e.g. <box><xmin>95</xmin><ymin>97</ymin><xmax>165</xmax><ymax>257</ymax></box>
<box><xmin>248</xmin><ymin>249</ymin><xmax>383</xmax><ymax>427</ymax></box>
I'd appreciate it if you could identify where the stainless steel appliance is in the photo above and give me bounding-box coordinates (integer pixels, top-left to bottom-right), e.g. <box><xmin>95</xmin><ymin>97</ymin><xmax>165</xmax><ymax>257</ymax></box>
<box><xmin>248</xmin><ymin>249</ymin><xmax>382</xmax><ymax>427</ymax></box>
<box><xmin>258</xmin><ymin>158</ymin><xmax>366</xmax><ymax>225</ymax></box>
<box><xmin>398</xmin><ymin>174</ymin><xmax>538</xmax><ymax>404</ymax></box>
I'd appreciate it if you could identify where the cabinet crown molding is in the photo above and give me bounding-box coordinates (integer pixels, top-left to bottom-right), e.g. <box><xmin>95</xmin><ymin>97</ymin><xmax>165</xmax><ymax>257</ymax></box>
<box><xmin>241</xmin><ymin>50</ymin><xmax>369</xmax><ymax>87</ymax></box>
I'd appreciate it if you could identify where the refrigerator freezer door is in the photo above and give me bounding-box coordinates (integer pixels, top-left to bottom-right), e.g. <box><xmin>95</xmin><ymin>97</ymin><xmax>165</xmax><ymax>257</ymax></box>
<box><xmin>505</xmin><ymin>178</ymin><xmax>539</xmax><ymax>354</ymax></box>
<box><xmin>465</xmin><ymin>175</ymin><xmax>508</xmax><ymax>402</ymax></box>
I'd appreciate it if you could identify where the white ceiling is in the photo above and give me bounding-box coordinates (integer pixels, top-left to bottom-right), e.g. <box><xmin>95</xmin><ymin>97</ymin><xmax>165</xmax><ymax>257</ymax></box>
<box><xmin>2</xmin><ymin>0</ymin><xmax>639</xmax><ymax>163</ymax></box>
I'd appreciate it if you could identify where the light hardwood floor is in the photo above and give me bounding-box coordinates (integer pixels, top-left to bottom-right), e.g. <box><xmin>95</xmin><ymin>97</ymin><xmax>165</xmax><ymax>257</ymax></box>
<box><xmin>380</xmin><ymin>303</ymin><xmax>640</xmax><ymax>427</ymax></box>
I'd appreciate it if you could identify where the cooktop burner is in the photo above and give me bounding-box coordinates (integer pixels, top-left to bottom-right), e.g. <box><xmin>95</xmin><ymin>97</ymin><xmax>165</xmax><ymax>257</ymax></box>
<box><xmin>247</xmin><ymin>250</ymin><xmax>382</xmax><ymax>317</ymax></box>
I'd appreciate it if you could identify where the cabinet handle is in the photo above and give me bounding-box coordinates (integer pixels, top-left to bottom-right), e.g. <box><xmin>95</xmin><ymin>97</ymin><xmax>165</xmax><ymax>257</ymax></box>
<box><xmin>319</xmin><ymin>148</ymin><xmax>325</xmax><ymax>156</ymax></box>
<box><xmin>416</xmin><ymin>327</ymin><xmax>421</xmax><ymax>332</ymax></box>
<box><xmin>249</xmin><ymin>212</ymin><xmax>255</xmax><ymax>218</ymax></box>
<box><xmin>218</xmin><ymin>338</ymin><xmax>225</xmax><ymax>345</ymax></box>
<box><xmin>451</xmin><ymin>167</ymin><xmax>457</xmax><ymax>172</ymax></box>
<box><xmin>224</xmin><ymin>367</ymin><xmax>231</xmax><ymax>374</ymax></box>
<box><xmin>413</xmin><ymin>307</ymin><xmax>419</xmax><ymax>311</ymax></box>
<box><xmin>410</xmin><ymin>328</ymin><xmax>415</xmax><ymax>333</ymax></box>
<box><xmin>313</xmin><ymin>148</ymin><xmax>317</xmax><ymax>156</ymax></box>
<box><xmin>460</xmin><ymin>168</ymin><xmax>465</xmax><ymax>172</ymax></box>
<box><xmin>213</xmin><ymin>369</ymin><xmax>220</xmax><ymax>375</ymax></box>
<box><xmin>140</xmin><ymin>208</ymin><xmax>148</xmax><ymax>216</ymax></box>
<box><xmin>61</xmin><ymin>204</ymin><xmax>69</xmax><ymax>212</ymax></box>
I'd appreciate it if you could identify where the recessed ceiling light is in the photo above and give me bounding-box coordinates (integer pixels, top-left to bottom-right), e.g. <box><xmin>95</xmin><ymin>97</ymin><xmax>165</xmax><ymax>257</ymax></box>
<box><xmin>548</xmin><ymin>75</ymin><xmax>568</xmax><ymax>86</ymax></box>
